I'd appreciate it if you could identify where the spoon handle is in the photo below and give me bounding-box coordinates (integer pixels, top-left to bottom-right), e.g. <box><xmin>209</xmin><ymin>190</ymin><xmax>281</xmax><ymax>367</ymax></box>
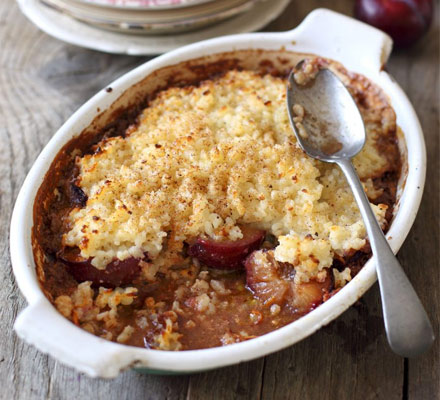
<box><xmin>337</xmin><ymin>158</ymin><xmax>434</xmax><ymax>357</ymax></box>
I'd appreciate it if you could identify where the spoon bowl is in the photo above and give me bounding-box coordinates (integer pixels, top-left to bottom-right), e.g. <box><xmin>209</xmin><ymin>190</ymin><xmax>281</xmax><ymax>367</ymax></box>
<box><xmin>287</xmin><ymin>65</ymin><xmax>365</xmax><ymax>160</ymax></box>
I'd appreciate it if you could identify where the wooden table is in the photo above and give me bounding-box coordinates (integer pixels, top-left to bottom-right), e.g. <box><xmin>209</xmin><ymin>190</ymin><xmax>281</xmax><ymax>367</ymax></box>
<box><xmin>1</xmin><ymin>1</ymin><xmax>438</xmax><ymax>399</ymax></box>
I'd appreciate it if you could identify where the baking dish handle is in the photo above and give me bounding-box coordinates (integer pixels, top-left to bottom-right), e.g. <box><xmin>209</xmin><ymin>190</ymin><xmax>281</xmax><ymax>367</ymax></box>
<box><xmin>14</xmin><ymin>299</ymin><xmax>137</xmax><ymax>378</ymax></box>
<box><xmin>282</xmin><ymin>8</ymin><xmax>393</xmax><ymax>75</ymax></box>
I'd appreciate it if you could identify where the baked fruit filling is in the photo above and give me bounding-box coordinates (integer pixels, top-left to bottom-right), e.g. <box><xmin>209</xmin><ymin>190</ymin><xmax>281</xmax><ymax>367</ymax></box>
<box><xmin>34</xmin><ymin>56</ymin><xmax>401</xmax><ymax>350</ymax></box>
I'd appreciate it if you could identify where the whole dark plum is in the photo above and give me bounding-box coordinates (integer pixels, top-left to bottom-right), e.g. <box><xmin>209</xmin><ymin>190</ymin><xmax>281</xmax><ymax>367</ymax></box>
<box><xmin>354</xmin><ymin>0</ymin><xmax>433</xmax><ymax>47</ymax></box>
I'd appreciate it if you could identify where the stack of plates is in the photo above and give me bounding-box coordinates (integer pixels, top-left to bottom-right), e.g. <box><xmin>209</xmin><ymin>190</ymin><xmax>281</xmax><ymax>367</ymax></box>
<box><xmin>40</xmin><ymin>0</ymin><xmax>262</xmax><ymax>34</ymax></box>
<box><xmin>19</xmin><ymin>0</ymin><xmax>290</xmax><ymax>54</ymax></box>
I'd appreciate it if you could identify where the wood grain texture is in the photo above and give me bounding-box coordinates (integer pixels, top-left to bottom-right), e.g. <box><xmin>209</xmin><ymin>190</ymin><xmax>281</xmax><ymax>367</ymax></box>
<box><xmin>386</xmin><ymin>8</ymin><xmax>440</xmax><ymax>399</ymax></box>
<box><xmin>0</xmin><ymin>0</ymin><xmax>438</xmax><ymax>399</ymax></box>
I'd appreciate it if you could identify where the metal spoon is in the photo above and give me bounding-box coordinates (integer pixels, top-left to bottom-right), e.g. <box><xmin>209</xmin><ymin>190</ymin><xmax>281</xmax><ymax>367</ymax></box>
<box><xmin>286</xmin><ymin>62</ymin><xmax>434</xmax><ymax>357</ymax></box>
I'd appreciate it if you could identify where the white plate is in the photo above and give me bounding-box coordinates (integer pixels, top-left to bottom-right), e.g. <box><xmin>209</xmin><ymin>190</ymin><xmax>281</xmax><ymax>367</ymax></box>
<box><xmin>17</xmin><ymin>0</ymin><xmax>290</xmax><ymax>55</ymax></box>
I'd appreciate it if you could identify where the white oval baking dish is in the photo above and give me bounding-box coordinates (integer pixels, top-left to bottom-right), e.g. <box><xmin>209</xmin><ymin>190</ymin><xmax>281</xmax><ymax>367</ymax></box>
<box><xmin>11</xmin><ymin>9</ymin><xmax>426</xmax><ymax>378</ymax></box>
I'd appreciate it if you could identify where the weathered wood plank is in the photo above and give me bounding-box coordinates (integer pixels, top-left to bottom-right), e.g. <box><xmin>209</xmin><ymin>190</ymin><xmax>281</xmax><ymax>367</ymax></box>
<box><xmin>187</xmin><ymin>358</ymin><xmax>265</xmax><ymax>400</ymax></box>
<box><xmin>387</xmin><ymin>10</ymin><xmax>440</xmax><ymax>400</ymax></box>
<box><xmin>46</xmin><ymin>364</ymin><xmax>189</xmax><ymax>400</ymax></box>
<box><xmin>0</xmin><ymin>6</ymin><xmax>56</xmax><ymax>399</ymax></box>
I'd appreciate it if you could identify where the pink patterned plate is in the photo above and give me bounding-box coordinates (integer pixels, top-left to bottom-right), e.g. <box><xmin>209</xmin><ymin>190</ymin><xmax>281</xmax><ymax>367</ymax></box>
<box><xmin>73</xmin><ymin>0</ymin><xmax>214</xmax><ymax>9</ymax></box>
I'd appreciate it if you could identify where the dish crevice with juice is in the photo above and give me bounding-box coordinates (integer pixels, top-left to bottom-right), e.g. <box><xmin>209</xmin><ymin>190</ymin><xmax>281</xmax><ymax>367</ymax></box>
<box><xmin>32</xmin><ymin>51</ymin><xmax>402</xmax><ymax>350</ymax></box>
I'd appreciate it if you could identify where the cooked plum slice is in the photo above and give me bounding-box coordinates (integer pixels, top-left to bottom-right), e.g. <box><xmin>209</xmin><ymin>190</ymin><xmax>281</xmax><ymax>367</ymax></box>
<box><xmin>60</xmin><ymin>248</ymin><xmax>142</xmax><ymax>287</ymax></box>
<box><xmin>289</xmin><ymin>275</ymin><xmax>332</xmax><ymax>313</ymax></box>
<box><xmin>245</xmin><ymin>250</ymin><xmax>332</xmax><ymax>312</ymax></box>
<box><xmin>245</xmin><ymin>251</ymin><xmax>289</xmax><ymax>305</ymax></box>
<box><xmin>188</xmin><ymin>226</ymin><xmax>265</xmax><ymax>270</ymax></box>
